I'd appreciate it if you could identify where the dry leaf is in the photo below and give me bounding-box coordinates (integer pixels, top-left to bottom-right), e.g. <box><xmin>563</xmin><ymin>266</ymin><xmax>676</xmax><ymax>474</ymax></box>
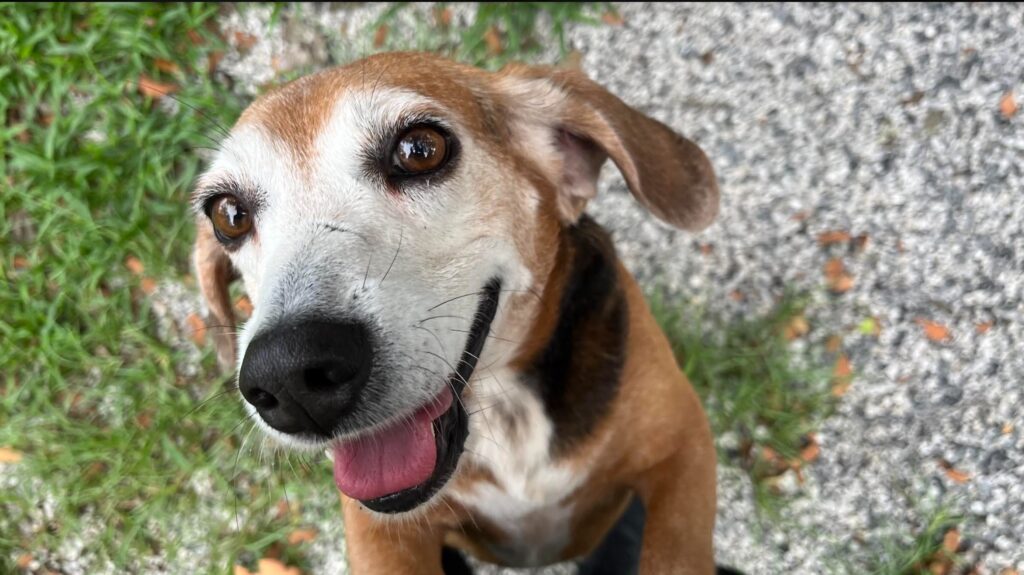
<box><xmin>928</xmin><ymin>560</ymin><xmax>950</xmax><ymax>575</ymax></box>
<box><xmin>1002</xmin><ymin>422</ymin><xmax>1014</xmax><ymax>435</ymax></box>
<box><xmin>939</xmin><ymin>460</ymin><xmax>971</xmax><ymax>484</ymax></box>
<box><xmin>208</xmin><ymin>51</ymin><xmax>225</xmax><ymax>75</ymax></box>
<box><xmin>16</xmin><ymin>554</ymin><xmax>32</xmax><ymax>568</ymax></box>
<box><xmin>799</xmin><ymin>436</ymin><xmax>821</xmax><ymax>464</ymax></box>
<box><xmin>976</xmin><ymin>321</ymin><xmax>993</xmax><ymax>334</ymax></box>
<box><xmin>186</xmin><ymin>313</ymin><xmax>206</xmax><ymax>346</ymax></box>
<box><xmin>853</xmin><ymin>233</ymin><xmax>870</xmax><ymax>252</ymax></box>
<box><xmin>140</xmin><ymin>277</ymin><xmax>158</xmax><ymax>296</ymax></box>
<box><xmin>832</xmin><ymin>354</ymin><xmax>853</xmax><ymax>396</ymax></box>
<box><xmin>942</xmin><ymin>528</ymin><xmax>960</xmax><ymax>553</ymax></box>
<box><xmin>601</xmin><ymin>11</ymin><xmax>625</xmax><ymax>26</ymax></box>
<box><xmin>825</xmin><ymin>335</ymin><xmax>843</xmax><ymax>353</ymax></box>
<box><xmin>288</xmin><ymin>528</ymin><xmax>318</xmax><ymax>545</ymax></box>
<box><xmin>817</xmin><ymin>230</ymin><xmax>851</xmax><ymax>246</ymax></box>
<box><xmin>187</xmin><ymin>29</ymin><xmax>204</xmax><ymax>45</ymax></box>
<box><xmin>917</xmin><ymin>319</ymin><xmax>952</xmax><ymax>343</ymax></box>
<box><xmin>791</xmin><ymin>211</ymin><xmax>810</xmax><ymax>222</ymax></box>
<box><xmin>234</xmin><ymin>31</ymin><xmax>258</xmax><ymax>51</ymax></box>
<box><xmin>729</xmin><ymin>290</ymin><xmax>745</xmax><ymax>302</ymax></box>
<box><xmin>235</xmin><ymin>295</ymin><xmax>254</xmax><ymax>318</ymax></box>
<box><xmin>138</xmin><ymin>75</ymin><xmax>178</xmax><ymax>99</ymax></box>
<box><xmin>255</xmin><ymin>558</ymin><xmax>302</xmax><ymax>575</ymax></box>
<box><xmin>135</xmin><ymin>411</ymin><xmax>153</xmax><ymax>430</ymax></box>
<box><xmin>699</xmin><ymin>243</ymin><xmax>714</xmax><ymax>255</ymax></box>
<box><xmin>125</xmin><ymin>256</ymin><xmax>145</xmax><ymax>275</ymax></box>
<box><xmin>434</xmin><ymin>7</ymin><xmax>452</xmax><ymax>27</ymax></box>
<box><xmin>13</xmin><ymin>256</ymin><xmax>29</xmax><ymax>270</ymax></box>
<box><xmin>373</xmin><ymin>24</ymin><xmax>389</xmax><ymax>48</ymax></box>
<box><xmin>1000</xmin><ymin>91</ymin><xmax>1018</xmax><ymax>119</ymax></box>
<box><xmin>154</xmin><ymin>58</ymin><xmax>180</xmax><ymax>74</ymax></box>
<box><xmin>0</xmin><ymin>447</ymin><xmax>24</xmax><ymax>463</ymax></box>
<box><xmin>782</xmin><ymin>314</ymin><xmax>809</xmax><ymax>341</ymax></box>
<box><xmin>483</xmin><ymin>26</ymin><xmax>503</xmax><ymax>55</ymax></box>
<box><xmin>824</xmin><ymin>258</ymin><xmax>854</xmax><ymax>293</ymax></box>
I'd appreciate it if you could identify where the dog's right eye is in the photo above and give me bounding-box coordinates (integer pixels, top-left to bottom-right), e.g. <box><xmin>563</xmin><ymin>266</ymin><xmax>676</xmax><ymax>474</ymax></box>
<box><xmin>207</xmin><ymin>195</ymin><xmax>253</xmax><ymax>243</ymax></box>
<box><xmin>389</xmin><ymin>125</ymin><xmax>452</xmax><ymax>177</ymax></box>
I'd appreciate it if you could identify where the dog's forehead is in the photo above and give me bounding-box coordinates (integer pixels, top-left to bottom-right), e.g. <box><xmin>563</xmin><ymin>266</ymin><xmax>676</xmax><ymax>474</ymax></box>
<box><xmin>235</xmin><ymin>53</ymin><xmax>500</xmax><ymax>162</ymax></box>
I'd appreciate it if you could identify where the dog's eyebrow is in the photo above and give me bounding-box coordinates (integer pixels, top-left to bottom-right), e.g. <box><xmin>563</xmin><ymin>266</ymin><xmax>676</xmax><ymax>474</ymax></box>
<box><xmin>190</xmin><ymin>178</ymin><xmax>261</xmax><ymax>215</ymax></box>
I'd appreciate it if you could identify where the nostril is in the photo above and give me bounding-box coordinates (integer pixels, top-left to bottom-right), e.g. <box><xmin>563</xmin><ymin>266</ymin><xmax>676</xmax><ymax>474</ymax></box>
<box><xmin>248</xmin><ymin>388</ymin><xmax>278</xmax><ymax>410</ymax></box>
<box><xmin>304</xmin><ymin>364</ymin><xmax>360</xmax><ymax>391</ymax></box>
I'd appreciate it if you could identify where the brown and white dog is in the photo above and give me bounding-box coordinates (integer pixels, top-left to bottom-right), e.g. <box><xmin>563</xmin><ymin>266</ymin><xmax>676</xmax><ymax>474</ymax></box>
<box><xmin>193</xmin><ymin>52</ymin><xmax>724</xmax><ymax>574</ymax></box>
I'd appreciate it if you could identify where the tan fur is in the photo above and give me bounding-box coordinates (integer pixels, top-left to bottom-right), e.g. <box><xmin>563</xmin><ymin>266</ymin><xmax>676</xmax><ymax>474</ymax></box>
<box><xmin>196</xmin><ymin>51</ymin><xmax>720</xmax><ymax>574</ymax></box>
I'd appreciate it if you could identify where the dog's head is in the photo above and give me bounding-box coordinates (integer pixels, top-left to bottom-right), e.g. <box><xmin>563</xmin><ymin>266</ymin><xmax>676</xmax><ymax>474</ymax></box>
<box><xmin>193</xmin><ymin>52</ymin><xmax>717</xmax><ymax>514</ymax></box>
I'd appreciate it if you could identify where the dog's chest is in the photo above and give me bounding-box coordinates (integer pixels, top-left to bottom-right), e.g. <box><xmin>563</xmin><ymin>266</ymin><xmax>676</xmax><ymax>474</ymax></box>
<box><xmin>452</xmin><ymin>374</ymin><xmax>587</xmax><ymax>566</ymax></box>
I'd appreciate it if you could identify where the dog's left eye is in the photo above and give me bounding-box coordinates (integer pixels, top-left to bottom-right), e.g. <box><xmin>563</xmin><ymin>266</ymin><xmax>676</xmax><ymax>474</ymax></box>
<box><xmin>207</xmin><ymin>195</ymin><xmax>253</xmax><ymax>243</ymax></box>
<box><xmin>390</xmin><ymin>126</ymin><xmax>450</xmax><ymax>176</ymax></box>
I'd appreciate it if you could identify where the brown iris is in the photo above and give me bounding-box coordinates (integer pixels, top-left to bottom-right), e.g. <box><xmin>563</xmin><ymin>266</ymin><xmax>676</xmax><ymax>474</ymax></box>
<box><xmin>209</xmin><ymin>195</ymin><xmax>252</xmax><ymax>241</ymax></box>
<box><xmin>392</xmin><ymin>126</ymin><xmax>448</xmax><ymax>175</ymax></box>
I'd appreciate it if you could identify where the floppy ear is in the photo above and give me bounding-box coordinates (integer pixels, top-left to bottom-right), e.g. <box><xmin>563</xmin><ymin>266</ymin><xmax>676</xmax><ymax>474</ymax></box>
<box><xmin>193</xmin><ymin>221</ymin><xmax>238</xmax><ymax>372</ymax></box>
<box><xmin>496</xmin><ymin>65</ymin><xmax>719</xmax><ymax>230</ymax></box>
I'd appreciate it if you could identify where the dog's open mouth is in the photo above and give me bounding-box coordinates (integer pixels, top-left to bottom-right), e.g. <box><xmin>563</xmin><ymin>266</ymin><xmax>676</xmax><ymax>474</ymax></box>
<box><xmin>329</xmin><ymin>279</ymin><xmax>501</xmax><ymax>513</ymax></box>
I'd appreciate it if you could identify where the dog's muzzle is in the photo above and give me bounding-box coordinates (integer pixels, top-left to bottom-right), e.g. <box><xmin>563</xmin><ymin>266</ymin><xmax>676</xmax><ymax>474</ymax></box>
<box><xmin>237</xmin><ymin>279</ymin><xmax>501</xmax><ymax>513</ymax></box>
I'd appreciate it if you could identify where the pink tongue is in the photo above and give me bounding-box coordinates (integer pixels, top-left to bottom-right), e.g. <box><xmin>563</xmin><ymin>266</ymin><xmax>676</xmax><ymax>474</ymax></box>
<box><xmin>332</xmin><ymin>387</ymin><xmax>453</xmax><ymax>501</ymax></box>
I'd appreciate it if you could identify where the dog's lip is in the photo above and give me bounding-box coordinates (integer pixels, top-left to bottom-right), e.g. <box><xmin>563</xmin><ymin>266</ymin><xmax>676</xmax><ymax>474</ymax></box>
<box><xmin>334</xmin><ymin>278</ymin><xmax>501</xmax><ymax>513</ymax></box>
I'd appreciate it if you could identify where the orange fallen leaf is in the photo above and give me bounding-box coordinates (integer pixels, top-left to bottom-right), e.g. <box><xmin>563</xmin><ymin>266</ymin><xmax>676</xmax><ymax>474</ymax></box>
<box><xmin>235</xmin><ymin>295</ymin><xmax>254</xmax><ymax>318</ymax></box>
<box><xmin>1000</xmin><ymin>91</ymin><xmax>1018</xmax><ymax>119</ymax></box>
<box><xmin>125</xmin><ymin>256</ymin><xmax>145</xmax><ymax>275</ymax></box>
<box><xmin>140</xmin><ymin>277</ymin><xmax>158</xmax><ymax>296</ymax></box>
<box><xmin>234</xmin><ymin>31</ymin><xmax>258</xmax><ymax>51</ymax></box>
<box><xmin>254</xmin><ymin>558</ymin><xmax>302</xmax><ymax>575</ymax></box>
<box><xmin>942</xmin><ymin>528</ymin><xmax>960</xmax><ymax>553</ymax></box>
<box><xmin>939</xmin><ymin>460</ymin><xmax>970</xmax><ymax>484</ymax></box>
<box><xmin>799</xmin><ymin>436</ymin><xmax>820</xmax><ymax>464</ymax></box>
<box><xmin>853</xmin><ymin>233</ymin><xmax>870</xmax><ymax>252</ymax></box>
<box><xmin>186</xmin><ymin>313</ymin><xmax>206</xmax><ymax>346</ymax></box>
<box><xmin>483</xmin><ymin>26</ymin><xmax>503</xmax><ymax>55</ymax></box>
<box><xmin>917</xmin><ymin>319</ymin><xmax>951</xmax><ymax>343</ymax></box>
<box><xmin>138</xmin><ymin>75</ymin><xmax>178</xmax><ymax>99</ymax></box>
<box><xmin>13</xmin><ymin>256</ymin><xmax>28</xmax><ymax>270</ymax></box>
<box><xmin>729</xmin><ymin>290</ymin><xmax>745</xmax><ymax>302</ymax></box>
<box><xmin>187</xmin><ymin>29</ymin><xmax>204</xmax><ymax>45</ymax></box>
<box><xmin>16</xmin><ymin>553</ymin><xmax>32</xmax><ymax>568</ymax></box>
<box><xmin>832</xmin><ymin>354</ymin><xmax>853</xmax><ymax>396</ymax></box>
<box><xmin>135</xmin><ymin>411</ymin><xmax>154</xmax><ymax>430</ymax></box>
<box><xmin>287</xmin><ymin>528</ymin><xmax>318</xmax><ymax>545</ymax></box>
<box><xmin>817</xmin><ymin>230</ymin><xmax>851</xmax><ymax>246</ymax></box>
<box><xmin>976</xmin><ymin>321</ymin><xmax>993</xmax><ymax>334</ymax></box>
<box><xmin>208</xmin><ymin>51</ymin><xmax>225</xmax><ymax>75</ymax></box>
<box><xmin>601</xmin><ymin>11</ymin><xmax>625</xmax><ymax>26</ymax></box>
<box><xmin>825</xmin><ymin>335</ymin><xmax>843</xmax><ymax>353</ymax></box>
<box><xmin>0</xmin><ymin>447</ymin><xmax>23</xmax><ymax>463</ymax></box>
<box><xmin>154</xmin><ymin>58</ymin><xmax>180</xmax><ymax>74</ymax></box>
<box><xmin>434</xmin><ymin>6</ymin><xmax>452</xmax><ymax>27</ymax></box>
<box><xmin>824</xmin><ymin>258</ymin><xmax>854</xmax><ymax>293</ymax></box>
<box><xmin>1002</xmin><ymin>422</ymin><xmax>1014</xmax><ymax>435</ymax></box>
<box><xmin>373</xmin><ymin>24</ymin><xmax>389</xmax><ymax>48</ymax></box>
<box><xmin>782</xmin><ymin>314</ymin><xmax>809</xmax><ymax>341</ymax></box>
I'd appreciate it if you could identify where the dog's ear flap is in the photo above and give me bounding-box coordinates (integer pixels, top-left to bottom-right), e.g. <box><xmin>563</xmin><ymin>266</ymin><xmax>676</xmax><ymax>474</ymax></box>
<box><xmin>496</xmin><ymin>65</ymin><xmax>718</xmax><ymax>230</ymax></box>
<box><xmin>193</xmin><ymin>221</ymin><xmax>238</xmax><ymax>372</ymax></box>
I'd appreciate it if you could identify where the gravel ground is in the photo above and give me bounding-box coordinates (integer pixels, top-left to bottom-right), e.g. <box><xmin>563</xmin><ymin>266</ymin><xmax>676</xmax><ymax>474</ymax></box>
<box><xmin>208</xmin><ymin>3</ymin><xmax>1024</xmax><ymax>573</ymax></box>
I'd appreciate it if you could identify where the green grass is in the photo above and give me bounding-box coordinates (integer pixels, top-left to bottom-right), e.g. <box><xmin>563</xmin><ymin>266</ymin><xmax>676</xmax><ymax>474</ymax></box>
<box><xmin>652</xmin><ymin>292</ymin><xmax>836</xmax><ymax>513</ymax></box>
<box><xmin>364</xmin><ymin>2</ymin><xmax>605</xmax><ymax>69</ymax></box>
<box><xmin>862</xmin><ymin>505</ymin><xmax>963</xmax><ymax>575</ymax></box>
<box><xmin>0</xmin><ymin>3</ymin><xmax>609</xmax><ymax>573</ymax></box>
<box><xmin>0</xmin><ymin>3</ymin><xmax>323</xmax><ymax>573</ymax></box>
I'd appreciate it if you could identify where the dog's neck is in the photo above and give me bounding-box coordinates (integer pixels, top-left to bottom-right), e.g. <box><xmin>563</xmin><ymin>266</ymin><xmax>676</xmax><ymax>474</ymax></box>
<box><xmin>514</xmin><ymin>215</ymin><xmax>629</xmax><ymax>456</ymax></box>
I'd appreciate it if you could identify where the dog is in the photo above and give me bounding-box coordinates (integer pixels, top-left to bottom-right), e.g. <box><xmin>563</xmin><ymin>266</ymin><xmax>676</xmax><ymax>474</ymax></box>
<box><xmin>193</xmin><ymin>52</ymin><xmax>725</xmax><ymax>574</ymax></box>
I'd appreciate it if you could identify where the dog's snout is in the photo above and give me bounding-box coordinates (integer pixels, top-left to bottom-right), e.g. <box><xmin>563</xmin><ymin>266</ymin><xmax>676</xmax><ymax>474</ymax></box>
<box><xmin>239</xmin><ymin>321</ymin><xmax>372</xmax><ymax>437</ymax></box>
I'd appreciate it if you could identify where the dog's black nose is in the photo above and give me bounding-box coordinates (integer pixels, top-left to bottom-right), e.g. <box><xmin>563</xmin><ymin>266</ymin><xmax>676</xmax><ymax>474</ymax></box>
<box><xmin>239</xmin><ymin>321</ymin><xmax>372</xmax><ymax>437</ymax></box>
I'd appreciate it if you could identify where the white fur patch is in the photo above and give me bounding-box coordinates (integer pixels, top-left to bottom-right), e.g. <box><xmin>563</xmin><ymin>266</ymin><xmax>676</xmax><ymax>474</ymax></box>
<box><xmin>453</xmin><ymin>368</ymin><xmax>587</xmax><ymax>566</ymax></box>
